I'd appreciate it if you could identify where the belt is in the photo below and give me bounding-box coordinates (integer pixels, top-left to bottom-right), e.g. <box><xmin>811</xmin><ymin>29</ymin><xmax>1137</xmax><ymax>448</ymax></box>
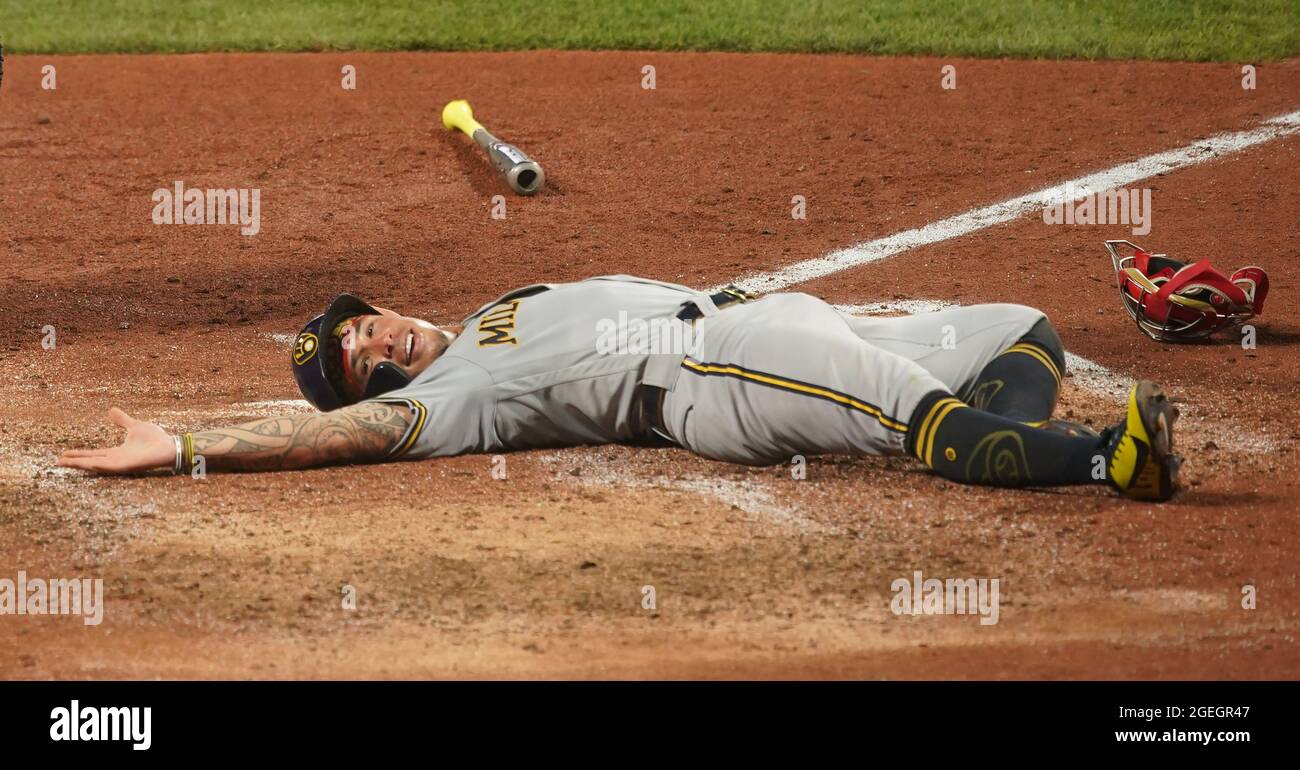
<box><xmin>636</xmin><ymin>383</ymin><xmax>672</xmax><ymax>444</ymax></box>
<box><xmin>638</xmin><ymin>286</ymin><xmax>758</xmax><ymax>443</ymax></box>
<box><xmin>675</xmin><ymin>285</ymin><xmax>757</xmax><ymax>322</ymax></box>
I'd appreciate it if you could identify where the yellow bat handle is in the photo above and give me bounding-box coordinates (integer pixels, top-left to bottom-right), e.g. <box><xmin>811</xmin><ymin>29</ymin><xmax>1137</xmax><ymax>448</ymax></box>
<box><xmin>442</xmin><ymin>99</ymin><xmax>485</xmax><ymax>136</ymax></box>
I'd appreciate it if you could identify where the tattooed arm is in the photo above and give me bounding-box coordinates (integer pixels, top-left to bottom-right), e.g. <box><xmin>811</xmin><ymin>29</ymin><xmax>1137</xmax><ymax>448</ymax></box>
<box><xmin>191</xmin><ymin>401</ymin><xmax>411</xmax><ymax>471</ymax></box>
<box><xmin>57</xmin><ymin>404</ymin><xmax>413</xmax><ymax>474</ymax></box>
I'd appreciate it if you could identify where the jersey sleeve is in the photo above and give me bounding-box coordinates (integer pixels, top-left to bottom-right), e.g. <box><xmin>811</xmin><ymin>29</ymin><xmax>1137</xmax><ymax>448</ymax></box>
<box><xmin>366</xmin><ymin>357</ymin><xmax>497</xmax><ymax>460</ymax></box>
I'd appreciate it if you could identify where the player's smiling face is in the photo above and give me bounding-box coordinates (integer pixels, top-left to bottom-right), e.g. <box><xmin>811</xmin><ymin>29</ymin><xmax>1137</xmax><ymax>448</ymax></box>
<box><xmin>338</xmin><ymin>310</ymin><xmax>454</xmax><ymax>398</ymax></box>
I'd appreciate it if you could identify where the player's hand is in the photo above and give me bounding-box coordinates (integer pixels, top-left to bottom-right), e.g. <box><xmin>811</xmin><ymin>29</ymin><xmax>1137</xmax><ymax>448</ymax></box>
<box><xmin>57</xmin><ymin>408</ymin><xmax>176</xmax><ymax>474</ymax></box>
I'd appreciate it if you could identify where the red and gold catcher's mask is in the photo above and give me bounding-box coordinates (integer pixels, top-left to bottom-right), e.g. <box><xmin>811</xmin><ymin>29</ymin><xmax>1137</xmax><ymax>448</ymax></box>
<box><xmin>1106</xmin><ymin>240</ymin><xmax>1268</xmax><ymax>342</ymax></box>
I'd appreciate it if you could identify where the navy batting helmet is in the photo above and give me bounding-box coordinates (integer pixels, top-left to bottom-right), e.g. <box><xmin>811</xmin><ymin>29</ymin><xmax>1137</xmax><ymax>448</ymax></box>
<box><xmin>291</xmin><ymin>294</ymin><xmax>413</xmax><ymax>411</ymax></box>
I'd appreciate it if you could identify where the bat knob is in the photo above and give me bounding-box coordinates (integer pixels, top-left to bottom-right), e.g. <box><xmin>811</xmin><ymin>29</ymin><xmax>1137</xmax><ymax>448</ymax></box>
<box><xmin>507</xmin><ymin>160</ymin><xmax>545</xmax><ymax>196</ymax></box>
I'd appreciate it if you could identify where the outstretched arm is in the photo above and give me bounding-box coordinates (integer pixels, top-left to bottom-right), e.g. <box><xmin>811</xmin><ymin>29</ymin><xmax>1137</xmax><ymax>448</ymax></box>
<box><xmin>58</xmin><ymin>403</ymin><xmax>413</xmax><ymax>475</ymax></box>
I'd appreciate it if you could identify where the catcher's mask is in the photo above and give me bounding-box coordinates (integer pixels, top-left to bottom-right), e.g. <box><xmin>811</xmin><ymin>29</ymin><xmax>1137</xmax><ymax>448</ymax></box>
<box><xmin>291</xmin><ymin>294</ymin><xmax>413</xmax><ymax>411</ymax></box>
<box><xmin>1106</xmin><ymin>240</ymin><xmax>1269</xmax><ymax>342</ymax></box>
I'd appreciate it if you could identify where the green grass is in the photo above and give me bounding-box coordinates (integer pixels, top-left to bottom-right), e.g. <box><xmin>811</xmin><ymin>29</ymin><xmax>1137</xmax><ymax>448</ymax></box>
<box><xmin>2</xmin><ymin>0</ymin><xmax>1296</xmax><ymax>60</ymax></box>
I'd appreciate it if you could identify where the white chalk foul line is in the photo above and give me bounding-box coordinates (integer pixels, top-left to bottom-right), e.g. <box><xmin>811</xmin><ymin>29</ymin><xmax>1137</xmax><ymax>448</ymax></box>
<box><xmin>726</xmin><ymin>109</ymin><xmax>1300</xmax><ymax>293</ymax></box>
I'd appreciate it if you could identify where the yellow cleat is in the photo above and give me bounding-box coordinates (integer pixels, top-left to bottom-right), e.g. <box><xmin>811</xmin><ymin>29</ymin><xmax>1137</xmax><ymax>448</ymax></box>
<box><xmin>1104</xmin><ymin>380</ymin><xmax>1181</xmax><ymax>501</ymax></box>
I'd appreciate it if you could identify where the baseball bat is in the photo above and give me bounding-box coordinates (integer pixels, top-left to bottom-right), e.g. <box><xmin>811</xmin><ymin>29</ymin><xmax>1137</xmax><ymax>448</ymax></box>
<box><xmin>441</xmin><ymin>99</ymin><xmax>545</xmax><ymax>196</ymax></box>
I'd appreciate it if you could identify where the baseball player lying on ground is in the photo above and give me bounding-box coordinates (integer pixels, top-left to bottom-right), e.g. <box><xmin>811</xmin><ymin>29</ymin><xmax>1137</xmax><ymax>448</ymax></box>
<box><xmin>59</xmin><ymin>275</ymin><xmax>1181</xmax><ymax>501</ymax></box>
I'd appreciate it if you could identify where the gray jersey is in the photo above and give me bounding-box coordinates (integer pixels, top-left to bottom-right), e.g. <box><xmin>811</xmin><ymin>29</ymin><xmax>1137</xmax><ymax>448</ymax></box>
<box><xmin>372</xmin><ymin>275</ymin><xmax>715</xmax><ymax>459</ymax></box>
<box><xmin>372</xmin><ymin>275</ymin><xmax>1046</xmax><ymax>465</ymax></box>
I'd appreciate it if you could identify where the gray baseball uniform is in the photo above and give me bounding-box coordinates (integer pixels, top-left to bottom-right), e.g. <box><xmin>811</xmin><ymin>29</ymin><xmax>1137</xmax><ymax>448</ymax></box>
<box><xmin>372</xmin><ymin>275</ymin><xmax>1045</xmax><ymax>464</ymax></box>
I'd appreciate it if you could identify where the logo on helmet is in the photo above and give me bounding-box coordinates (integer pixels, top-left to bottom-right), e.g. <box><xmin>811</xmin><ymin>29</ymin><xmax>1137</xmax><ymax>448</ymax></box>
<box><xmin>293</xmin><ymin>332</ymin><xmax>319</xmax><ymax>365</ymax></box>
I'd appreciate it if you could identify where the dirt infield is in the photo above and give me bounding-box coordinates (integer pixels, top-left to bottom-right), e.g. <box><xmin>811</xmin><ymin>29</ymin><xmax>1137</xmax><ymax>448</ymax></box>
<box><xmin>1</xmin><ymin>51</ymin><xmax>1298</xmax><ymax>678</ymax></box>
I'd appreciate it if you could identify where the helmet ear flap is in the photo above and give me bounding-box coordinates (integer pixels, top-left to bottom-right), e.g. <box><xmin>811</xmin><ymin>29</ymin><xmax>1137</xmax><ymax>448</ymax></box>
<box><xmin>363</xmin><ymin>361</ymin><xmax>413</xmax><ymax>400</ymax></box>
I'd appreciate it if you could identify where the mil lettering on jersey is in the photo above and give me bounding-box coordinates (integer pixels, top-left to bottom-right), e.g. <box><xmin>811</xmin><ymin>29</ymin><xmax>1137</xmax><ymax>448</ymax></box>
<box><xmin>478</xmin><ymin>300</ymin><xmax>521</xmax><ymax>346</ymax></box>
